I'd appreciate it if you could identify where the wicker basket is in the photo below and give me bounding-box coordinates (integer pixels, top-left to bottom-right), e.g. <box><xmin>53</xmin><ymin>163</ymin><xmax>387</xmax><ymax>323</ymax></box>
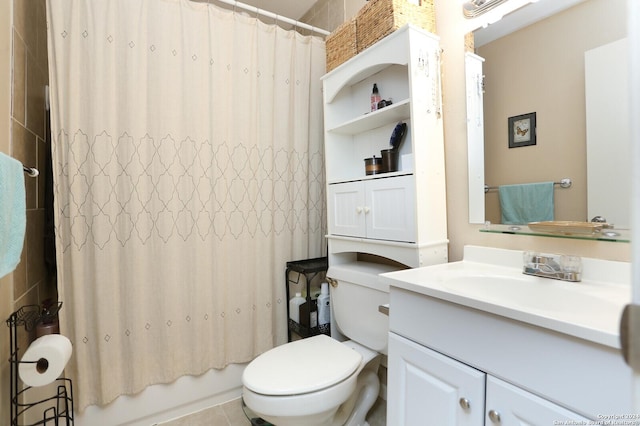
<box><xmin>464</xmin><ymin>32</ymin><xmax>475</xmax><ymax>52</ymax></box>
<box><xmin>356</xmin><ymin>0</ymin><xmax>435</xmax><ymax>53</ymax></box>
<box><xmin>325</xmin><ymin>18</ymin><xmax>358</xmax><ymax>72</ymax></box>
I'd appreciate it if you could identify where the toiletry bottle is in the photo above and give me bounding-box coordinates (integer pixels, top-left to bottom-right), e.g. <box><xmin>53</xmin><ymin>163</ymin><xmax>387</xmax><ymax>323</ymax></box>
<box><xmin>300</xmin><ymin>299</ymin><xmax>318</xmax><ymax>329</ymax></box>
<box><xmin>317</xmin><ymin>282</ymin><xmax>330</xmax><ymax>326</ymax></box>
<box><xmin>371</xmin><ymin>84</ymin><xmax>381</xmax><ymax>112</ymax></box>
<box><xmin>289</xmin><ymin>292</ymin><xmax>305</xmax><ymax>324</ymax></box>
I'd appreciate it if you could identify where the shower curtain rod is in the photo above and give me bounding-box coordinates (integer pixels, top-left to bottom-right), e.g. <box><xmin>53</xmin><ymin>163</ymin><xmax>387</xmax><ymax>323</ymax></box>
<box><xmin>212</xmin><ymin>0</ymin><xmax>331</xmax><ymax>36</ymax></box>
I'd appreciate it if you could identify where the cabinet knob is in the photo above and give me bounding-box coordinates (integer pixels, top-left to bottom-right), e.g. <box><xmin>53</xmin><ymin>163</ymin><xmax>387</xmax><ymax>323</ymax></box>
<box><xmin>488</xmin><ymin>409</ymin><xmax>501</xmax><ymax>423</ymax></box>
<box><xmin>356</xmin><ymin>206</ymin><xmax>363</xmax><ymax>214</ymax></box>
<box><xmin>363</xmin><ymin>207</ymin><xmax>370</xmax><ymax>214</ymax></box>
<box><xmin>458</xmin><ymin>397</ymin><xmax>470</xmax><ymax>410</ymax></box>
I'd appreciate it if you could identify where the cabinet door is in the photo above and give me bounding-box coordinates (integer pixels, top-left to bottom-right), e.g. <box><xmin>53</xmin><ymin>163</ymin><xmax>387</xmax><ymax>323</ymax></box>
<box><xmin>388</xmin><ymin>333</ymin><xmax>486</xmax><ymax>426</ymax></box>
<box><xmin>327</xmin><ymin>181</ymin><xmax>366</xmax><ymax>238</ymax></box>
<box><xmin>485</xmin><ymin>376</ymin><xmax>591</xmax><ymax>425</ymax></box>
<box><xmin>365</xmin><ymin>175</ymin><xmax>416</xmax><ymax>242</ymax></box>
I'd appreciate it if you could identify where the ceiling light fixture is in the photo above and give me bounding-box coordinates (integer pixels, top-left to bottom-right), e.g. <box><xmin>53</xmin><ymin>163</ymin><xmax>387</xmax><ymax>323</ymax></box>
<box><xmin>462</xmin><ymin>0</ymin><xmax>510</xmax><ymax>18</ymax></box>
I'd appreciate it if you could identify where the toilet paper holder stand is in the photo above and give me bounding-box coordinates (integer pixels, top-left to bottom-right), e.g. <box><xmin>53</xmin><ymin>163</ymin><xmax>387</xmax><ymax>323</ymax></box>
<box><xmin>6</xmin><ymin>303</ymin><xmax>74</xmax><ymax>426</ymax></box>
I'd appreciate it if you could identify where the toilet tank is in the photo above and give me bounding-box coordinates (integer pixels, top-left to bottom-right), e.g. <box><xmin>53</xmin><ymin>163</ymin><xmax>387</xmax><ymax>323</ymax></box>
<box><xmin>327</xmin><ymin>262</ymin><xmax>404</xmax><ymax>355</ymax></box>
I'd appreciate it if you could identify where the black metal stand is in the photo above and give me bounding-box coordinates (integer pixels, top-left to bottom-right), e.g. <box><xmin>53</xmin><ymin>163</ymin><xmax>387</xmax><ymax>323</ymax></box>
<box><xmin>6</xmin><ymin>303</ymin><xmax>74</xmax><ymax>426</ymax></box>
<box><xmin>285</xmin><ymin>257</ymin><xmax>330</xmax><ymax>341</ymax></box>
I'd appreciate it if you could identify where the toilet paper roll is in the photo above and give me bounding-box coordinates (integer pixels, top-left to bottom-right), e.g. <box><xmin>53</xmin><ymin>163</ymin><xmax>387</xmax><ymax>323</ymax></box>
<box><xmin>19</xmin><ymin>334</ymin><xmax>72</xmax><ymax>387</ymax></box>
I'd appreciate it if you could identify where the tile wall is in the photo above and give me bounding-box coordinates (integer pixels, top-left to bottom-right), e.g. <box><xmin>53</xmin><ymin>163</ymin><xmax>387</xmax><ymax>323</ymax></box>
<box><xmin>1</xmin><ymin>1</ymin><xmax>13</xmax><ymax>420</ymax></box>
<box><xmin>301</xmin><ymin>0</ymin><xmax>367</xmax><ymax>32</ymax></box>
<box><xmin>1</xmin><ymin>0</ymin><xmax>55</xmax><ymax>422</ymax></box>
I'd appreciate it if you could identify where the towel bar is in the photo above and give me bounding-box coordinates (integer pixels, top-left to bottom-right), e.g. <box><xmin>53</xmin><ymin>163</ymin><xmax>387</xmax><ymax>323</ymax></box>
<box><xmin>22</xmin><ymin>166</ymin><xmax>39</xmax><ymax>177</ymax></box>
<box><xmin>484</xmin><ymin>178</ymin><xmax>571</xmax><ymax>193</ymax></box>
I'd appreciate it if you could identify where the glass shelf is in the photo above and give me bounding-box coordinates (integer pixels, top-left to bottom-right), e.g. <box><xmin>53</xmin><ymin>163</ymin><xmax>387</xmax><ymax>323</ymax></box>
<box><xmin>479</xmin><ymin>223</ymin><xmax>630</xmax><ymax>243</ymax></box>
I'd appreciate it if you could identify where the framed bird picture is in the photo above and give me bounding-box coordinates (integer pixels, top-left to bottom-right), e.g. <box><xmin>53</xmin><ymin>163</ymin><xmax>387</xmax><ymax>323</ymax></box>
<box><xmin>508</xmin><ymin>112</ymin><xmax>536</xmax><ymax>148</ymax></box>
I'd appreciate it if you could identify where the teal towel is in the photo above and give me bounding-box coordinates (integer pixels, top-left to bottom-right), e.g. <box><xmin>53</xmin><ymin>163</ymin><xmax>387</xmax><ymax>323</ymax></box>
<box><xmin>499</xmin><ymin>182</ymin><xmax>554</xmax><ymax>225</ymax></box>
<box><xmin>0</xmin><ymin>153</ymin><xmax>26</xmax><ymax>279</ymax></box>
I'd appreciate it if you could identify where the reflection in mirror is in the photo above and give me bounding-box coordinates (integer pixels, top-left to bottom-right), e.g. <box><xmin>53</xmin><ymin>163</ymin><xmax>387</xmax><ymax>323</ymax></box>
<box><xmin>466</xmin><ymin>53</ymin><xmax>485</xmax><ymax>224</ymax></box>
<box><xmin>585</xmin><ymin>37</ymin><xmax>629</xmax><ymax>229</ymax></box>
<box><xmin>467</xmin><ymin>0</ymin><xmax>629</xmax><ymax>231</ymax></box>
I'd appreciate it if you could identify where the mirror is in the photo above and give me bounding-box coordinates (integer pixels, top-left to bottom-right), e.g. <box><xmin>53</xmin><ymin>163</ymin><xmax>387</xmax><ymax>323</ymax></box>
<box><xmin>467</xmin><ymin>0</ymin><xmax>630</xmax><ymax>231</ymax></box>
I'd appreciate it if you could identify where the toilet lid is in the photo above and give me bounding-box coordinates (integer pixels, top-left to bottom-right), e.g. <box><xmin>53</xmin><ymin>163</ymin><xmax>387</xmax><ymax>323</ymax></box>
<box><xmin>242</xmin><ymin>334</ymin><xmax>362</xmax><ymax>396</ymax></box>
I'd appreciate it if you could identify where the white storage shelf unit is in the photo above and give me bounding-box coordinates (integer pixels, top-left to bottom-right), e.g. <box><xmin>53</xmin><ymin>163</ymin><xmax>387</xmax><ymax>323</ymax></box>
<box><xmin>324</xmin><ymin>64</ymin><xmax>412</xmax><ymax>183</ymax></box>
<box><xmin>322</xmin><ymin>25</ymin><xmax>448</xmax><ymax>268</ymax></box>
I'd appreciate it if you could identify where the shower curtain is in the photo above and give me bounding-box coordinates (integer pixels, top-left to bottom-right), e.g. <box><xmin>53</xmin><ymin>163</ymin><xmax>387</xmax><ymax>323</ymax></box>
<box><xmin>46</xmin><ymin>0</ymin><xmax>326</xmax><ymax>410</ymax></box>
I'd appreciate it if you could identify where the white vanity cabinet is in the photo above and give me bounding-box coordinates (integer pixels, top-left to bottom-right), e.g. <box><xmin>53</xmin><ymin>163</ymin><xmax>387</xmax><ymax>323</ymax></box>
<box><xmin>386</xmin><ymin>287</ymin><xmax>631</xmax><ymax>424</ymax></box>
<box><xmin>388</xmin><ymin>332</ymin><xmax>590</xmax><ymax>425</ymax></box>
<box><xmin>322</xmin><ymin>25</ymin><xmax>448</xmax><ymax>268</ymax></box>
<box><xmin>383</xmin><ymin>246</ymin><xmax>633</xmax><ymax>423</ymax></box>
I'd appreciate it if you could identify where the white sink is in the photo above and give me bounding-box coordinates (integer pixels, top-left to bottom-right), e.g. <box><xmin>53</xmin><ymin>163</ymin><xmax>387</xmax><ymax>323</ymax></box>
<box><xmin>380</xmin><ymin>246</ymin><xmax>631</xmax><ymax>348</ymax></box>
<box><xmin>442</xmin><ymin>274</ymin><xmax>626</xmax><ymax>318</ymax></box>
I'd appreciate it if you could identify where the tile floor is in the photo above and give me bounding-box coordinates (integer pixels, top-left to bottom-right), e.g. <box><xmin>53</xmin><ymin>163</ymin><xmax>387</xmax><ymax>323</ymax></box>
<box><xmin>160</xmin><ymin>396</ymin><xmax>387</xmax><ymax>426</ymax></box>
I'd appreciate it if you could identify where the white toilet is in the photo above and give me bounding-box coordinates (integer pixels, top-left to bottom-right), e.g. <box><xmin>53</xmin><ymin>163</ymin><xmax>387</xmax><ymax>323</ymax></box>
<box><xmin>242</xmin><ymin>261</ymin><xmax>399</xmax><ymax>426</ymax></box>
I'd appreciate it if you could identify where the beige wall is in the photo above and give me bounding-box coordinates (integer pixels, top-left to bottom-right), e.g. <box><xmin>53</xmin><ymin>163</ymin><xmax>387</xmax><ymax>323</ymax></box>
<box><xmin>436</xmin><ymin>0</ymin><xmax>630</xmax><ymax>262</ymax></box>
<box><xmin>309</xmin><ymin>0</ymin><xmax>631</xmax><ymax>263</ymax></box>
<box><xmin>479</xmin><ymin>0</ymin><xmax>626</xmax><ymax>224</ymax></box>
<box><xmin>1</xmin><ymin>0</ymin><xmax>53</xmax><ymax>422</ymax></box>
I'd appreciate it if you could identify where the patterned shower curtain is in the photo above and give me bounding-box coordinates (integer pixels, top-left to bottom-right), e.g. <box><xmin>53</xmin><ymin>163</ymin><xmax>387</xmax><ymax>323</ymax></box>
<box><xmin>46</xmin><ymin>0</ymin><xmax>326</xmax><ymax>410</ymax></box>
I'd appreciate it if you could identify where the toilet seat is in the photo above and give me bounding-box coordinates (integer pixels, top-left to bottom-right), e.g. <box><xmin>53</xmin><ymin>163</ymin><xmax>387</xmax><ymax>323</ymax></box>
<box><xmin>243</xmin><ymin>334</ymin><xmax>362</xmax><ymax>395</ymax></box>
